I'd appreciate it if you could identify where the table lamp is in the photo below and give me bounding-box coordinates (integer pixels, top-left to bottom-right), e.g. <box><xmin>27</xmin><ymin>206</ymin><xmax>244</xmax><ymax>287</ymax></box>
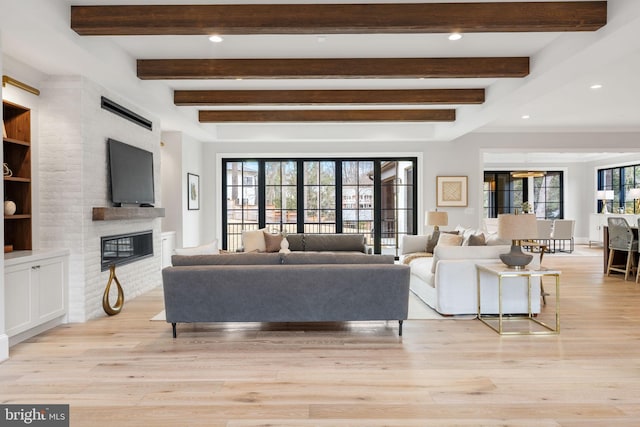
<box><xmin>597</xmin><ymin>190</ymin><xmax>614</xmax><ymax>214</ymax></box>
<box><xmin>497</xmin><ymin>213</ymin><xmax>538</xmax><ymax>269</ymax></box>
<box><xmin>628</xmin><ymin>188</ymin><xmax>640</xmax><ymax>213</ymax></box>
<box><xmin>426</xmin><ymin>210</ymin><xmax>448</xmax><ymax>232</ymax></box>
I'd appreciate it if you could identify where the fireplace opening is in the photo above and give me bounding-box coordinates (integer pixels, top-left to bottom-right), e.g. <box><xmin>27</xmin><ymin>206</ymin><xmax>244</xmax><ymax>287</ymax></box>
<box><xmin>101</xmin><ymin>230</ymin><xmax>153</xmax><ymax>271</ymax></box>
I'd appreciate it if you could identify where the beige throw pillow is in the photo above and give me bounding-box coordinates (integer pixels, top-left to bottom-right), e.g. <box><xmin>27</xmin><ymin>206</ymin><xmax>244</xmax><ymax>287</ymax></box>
<box><xmin>263</xmin><ymin>231</ymin><xmax>283</xmax><ymax>252</ymax></box>
<box><xmin>437</xmin><ymin>233</ymin><xmax>463</xmax><ymax>247</ymax></box>
<box><xmin>242</xmin><ymin>229</ymin><xmax>267</xmax><ymax>252</ymax></box>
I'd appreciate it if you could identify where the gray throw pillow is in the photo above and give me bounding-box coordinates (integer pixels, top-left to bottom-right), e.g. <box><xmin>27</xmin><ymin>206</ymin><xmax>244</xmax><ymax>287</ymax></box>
<box><xmin>468</xmin><ymin>233</ymin><xmax>487</xmax><ymax>246</ymax></box>
<box><xmin>426</xmin><ymin>231</ymin><xmax>440</xmax><ymax>253</ymax></box>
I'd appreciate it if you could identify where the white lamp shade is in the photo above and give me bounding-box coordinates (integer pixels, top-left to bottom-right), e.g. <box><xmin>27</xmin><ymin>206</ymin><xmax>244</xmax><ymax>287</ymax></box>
<box><xmin>627</xmin><ymin>188</ymin><xmax>640</xmax><ymax>200</ymax></box>
<box><xmin>497</xmin><ymin>214</ymin><xmax>538</xmax><ymax>241</ymax></box>
<box><xmin>597</xmin><ymin>190</ymin><xmax>614</xmax><ymax>200</ymax></box>
<box><xmin>426</xmin><ymin>210</ymin><xmax>448</xmax><ymax>227</ymax></box>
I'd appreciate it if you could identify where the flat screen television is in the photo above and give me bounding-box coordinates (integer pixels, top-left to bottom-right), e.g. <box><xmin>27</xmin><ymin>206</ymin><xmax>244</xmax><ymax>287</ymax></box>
<box><xmin>107</xmin><ymin>138</ymin><xmax>155</xmax><ymax>207</ymax></box>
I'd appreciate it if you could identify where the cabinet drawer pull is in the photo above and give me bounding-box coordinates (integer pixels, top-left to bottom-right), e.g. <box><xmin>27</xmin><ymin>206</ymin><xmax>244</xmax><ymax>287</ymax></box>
<box><xmin>31</xmin><ymin>265</ymin><xmax>41</xmax><ymax>270</ymax></box>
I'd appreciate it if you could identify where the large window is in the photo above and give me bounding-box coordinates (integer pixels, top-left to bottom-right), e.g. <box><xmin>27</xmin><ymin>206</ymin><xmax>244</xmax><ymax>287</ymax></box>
<box><xmin>598</xmin><ymin>164</ymin><xmax>640</xmax><ymax>214</ymax></box>
<box><xmin>223</xmin><ymin>158</ymin><xmax>417</xmax><ymax>255</ymax></box>
<box><xmin>484</xmin><ymin>171</ymin><xmax>564</xmax><ymax>219</ymax></box>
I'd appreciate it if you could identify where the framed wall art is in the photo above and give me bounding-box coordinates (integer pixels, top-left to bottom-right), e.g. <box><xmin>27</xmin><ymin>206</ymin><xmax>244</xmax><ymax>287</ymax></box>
<box><xmin>436</xmin><ymin>176</ymin><xmax>468</xmax><ymax>207</ymax></box>
<box><xmin>187</xmin><ymin>173</ymin><xmax>200</xmax><ymax>210</ymax></box>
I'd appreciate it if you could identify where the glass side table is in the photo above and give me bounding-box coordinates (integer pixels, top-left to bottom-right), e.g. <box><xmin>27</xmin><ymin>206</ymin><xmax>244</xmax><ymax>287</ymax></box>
<box><xmin>476</xmin><ymin>262</ymin><xmax>560</xmax><ymax>335</ymax></box>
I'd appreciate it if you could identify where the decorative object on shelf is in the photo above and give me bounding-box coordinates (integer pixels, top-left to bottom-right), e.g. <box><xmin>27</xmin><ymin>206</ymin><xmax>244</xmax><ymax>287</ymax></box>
<box><xmin>102</xmin><ymin>264</ymin><xmax>125</xmax><ymax>316</ymax></box>
<box><xmin>187</xmin><ymin>172</ymin><xmax>200</xmax><ymax>210</ymax></box>
<box><xmin>627</xmin><ymin>188</ymin><xmax>640</xmax><ymax>213</ymax></box>
<box><xmin>521</xmin><ymin>201</ymin><xmax>533</xmax><ymax>214</ymax></box>
<box><xmin>4</xmin><ymin>200</ymin><xmax>16</xmax><ymax>216</ymax></box>
<box><xmin>597</xmin><ymin>190</ymin><xmax>614</xmax><ymax>214</ymax></box>
<box><xmin>3</xmin><ymin>162</ymin><xmax>12</xmax><ymax>177</ymax></box>
<box><xmin>497</xmin><ymin>213</ymin><xmax>538</xmax><ymax>269</ymax></box>
<box><xmin>4</xmin><ymin>245</ymin><xmax>13</xmax><ymax>253</ymax></box>
<box><xmin>2</xmin><ymin>122</ymin><xmax>6</xmax><ymax>138</ymax></box>
<box><xmin>436</xmin><ymin>176</ymin><xmax>467</xmax><ymax>207</ymax></box>
<box><xmin>426</xmin><ymin>209</ymin><xmax>448</xmax><ymax>232</ymax></box>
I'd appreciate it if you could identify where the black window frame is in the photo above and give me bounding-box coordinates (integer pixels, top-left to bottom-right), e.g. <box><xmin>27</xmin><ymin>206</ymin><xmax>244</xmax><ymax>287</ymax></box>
<box><xmin>222</xmin><ymin>157</ymin><xmax>418</xmax><ymax>255</ymax></box>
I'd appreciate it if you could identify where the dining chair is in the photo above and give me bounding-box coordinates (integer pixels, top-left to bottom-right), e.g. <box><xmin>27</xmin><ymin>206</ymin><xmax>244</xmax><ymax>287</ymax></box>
<box><xmin>551</xmin><ymin>219</ymin><xmax>575</xmax><ymax>253</ymax></box>
<box><xmin>536</xmin><ymin>219</ymin><xmax>554</xmax><ymax>252</ymax></box>
<box><xmin>606</xmin><ymin>217</ymin><xmax>638</xmax><ymax>281</ymax></box>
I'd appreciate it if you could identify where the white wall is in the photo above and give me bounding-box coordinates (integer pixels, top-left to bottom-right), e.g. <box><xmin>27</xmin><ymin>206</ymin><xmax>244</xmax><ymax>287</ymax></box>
<box><xmin>161</xmin><ymin>131</ymin><xmax>182</xmax><ymax>245</ymax></box>
<box><xmin>161</xmin><ymin>131</ymin><xmax>206</xmax><ymax>249</ymax></box>
<box><xmin>181</xmin><ymin>134</ymin><xmax>204</xmax><ymax>247</ymax></box>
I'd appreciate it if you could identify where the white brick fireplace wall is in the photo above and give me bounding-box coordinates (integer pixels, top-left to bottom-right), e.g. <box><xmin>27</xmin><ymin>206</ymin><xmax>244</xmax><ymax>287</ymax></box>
<box><xmin>39</xmin><ymin>76</ymin><xmax>162</xmax><ymax>322</ymax></box>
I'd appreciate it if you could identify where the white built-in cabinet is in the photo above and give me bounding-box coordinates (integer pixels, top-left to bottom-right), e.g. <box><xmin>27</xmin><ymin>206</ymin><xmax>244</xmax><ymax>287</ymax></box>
<box><xmin>589</xmin><ymin>214</ymin><xmax>640</xmax><ymax>246</ymax></box>
<box><xmin>4</xmin><ymin>250</ymin><xmax>69</xmax><ymax>345</ymax></box>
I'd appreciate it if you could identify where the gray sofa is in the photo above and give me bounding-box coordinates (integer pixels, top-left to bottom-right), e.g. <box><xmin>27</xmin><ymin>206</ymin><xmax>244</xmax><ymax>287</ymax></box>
<box><xmin>162</xmin><ymin>252</ymin><xmax>410</xmax><ymax>337</ymax></box>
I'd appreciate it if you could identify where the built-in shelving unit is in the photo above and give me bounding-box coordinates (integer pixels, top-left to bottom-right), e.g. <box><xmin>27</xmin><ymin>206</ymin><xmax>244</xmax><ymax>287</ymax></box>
<box><xmin>3</xmin><ymin>100</ymin><xmax>32</xmax><ymax>251</ymax></box>
<box><xmin>92</xmin><ymin>207</ymin><xmax>165</xmax><ymax>221</ymax></box>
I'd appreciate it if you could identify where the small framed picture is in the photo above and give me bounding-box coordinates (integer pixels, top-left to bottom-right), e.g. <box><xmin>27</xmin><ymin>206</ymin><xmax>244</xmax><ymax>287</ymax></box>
<box><xmin>187</xmin><ymin>173</ymin><xmax>200</xmax><ymax>210</ymax></box>
<box><xmin>2</xmin><ymin>122</ymin><xmax>7</xmax><ymax>139</ymax></box>
<box><xmin>436</xmin><ymin>176</ymin><xmax>468</xmax><ymax>207</ymax></box>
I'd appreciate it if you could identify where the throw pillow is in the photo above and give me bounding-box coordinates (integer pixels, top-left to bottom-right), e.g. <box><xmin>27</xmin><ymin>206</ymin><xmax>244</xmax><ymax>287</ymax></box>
<box><xmin>437</xmin><ymin>233</ymin><xmax>463</xmax><ymax>247</ymax></box>
<box><xmin>426</xmin><ymin>231</ymin><xmax>440</xmax><ymax>253</ymax></box>
<box><xmin>174</xmin><ymin>240</ymin><xmax>219</xmax><ymax>256</ymax></box>
<box><xmin>401</xmin><ymin>235</ymin><xmax>430</xmax><ymax>255</ymax></box>
<box><xmin>263</xmin><ymin>231</ymin><xmax>284</xmax><ymax>252</ymax></box>
<box><xmin>468</xmin><ymin>233</ymin><xmax>487</xmax><ymax>246</ymax></box>
<box><xmin>242</xmin><ymin>229</ymin><xmax>267</xmax><ymax>252</ymax></box>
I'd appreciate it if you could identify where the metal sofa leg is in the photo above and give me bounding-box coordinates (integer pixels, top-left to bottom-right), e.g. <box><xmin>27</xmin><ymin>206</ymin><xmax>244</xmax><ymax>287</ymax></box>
<box><xmin>172</xmin><ymin>322</ymin><xmax>177</xmax><ymax>338</ymax></box>
<box><xmin>398</xmin><ymin>320</ymin><xmax>403</xmax><ymax>336</ymax></box>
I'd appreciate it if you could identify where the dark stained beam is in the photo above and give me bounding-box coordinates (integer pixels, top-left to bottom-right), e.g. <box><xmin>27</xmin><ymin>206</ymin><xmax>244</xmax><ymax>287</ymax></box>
<box><xmin>175</xmin><ymin>89</ymin><xmax>485</xmax><ymax>106</ymax></box>
<box><xmin>198</xmin><ymin>109</ymin><xmax>456</xmax><ymax>123</ymax></box>
<box><xmin>71</xmin><ymin>2</ymin><xmax>607</xmax><ymax>36</ymax></box>
<box><xmin>138</xmin><ymin>58</ymin><xmax>529</xmax><ymax>80</ymax></box>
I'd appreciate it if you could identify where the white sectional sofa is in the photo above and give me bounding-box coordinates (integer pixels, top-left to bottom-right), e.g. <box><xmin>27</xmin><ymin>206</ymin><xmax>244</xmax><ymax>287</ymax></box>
<box><xmin>401</xmin><ymin>233</ymin><xmax>541</xmax><ymax>316</ymax></box>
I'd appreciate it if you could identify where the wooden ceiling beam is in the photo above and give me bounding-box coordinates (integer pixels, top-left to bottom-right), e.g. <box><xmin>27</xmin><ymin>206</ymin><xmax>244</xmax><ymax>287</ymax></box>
<box><xmin>71</xmin><ymin>2</ymin><xmax>607</xmax><ymax>36</ymax></box>
<box><xmin>175</xmin><ymin>89</ymin><xmax>485</xmax><ymax>106</ymax></box>
<box><xmin>138</xmin><ymin>58</ymin><xmax>529</xmax><ymax>80</ymax></box>
<box><xmin>198</xmin><ymin>109</ymin><xmax>456</xmax><ymax>123</ymax></box>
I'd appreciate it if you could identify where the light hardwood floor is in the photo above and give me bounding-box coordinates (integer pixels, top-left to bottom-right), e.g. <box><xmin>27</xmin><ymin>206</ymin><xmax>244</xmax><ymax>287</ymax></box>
<box><xmin>2</xmin><ymin>246</ymin><xmax>640</xmax><ymax>426</ymax></box>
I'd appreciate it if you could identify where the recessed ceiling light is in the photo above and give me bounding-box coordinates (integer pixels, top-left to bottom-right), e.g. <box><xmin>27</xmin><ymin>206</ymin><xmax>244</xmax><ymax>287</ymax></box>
<box><xmin>208</xmin><ymin>35</ymin><xmax>224</xmax><ymax>43</ymax></box>
<box><xmin>590</xmin><ymin>84</ymin><xmax>603</xmax><ymax>90</ymax></box>
<box><xmin>521</xmin><ymin>114</ymin><xmax>530</xmax><ymax>119</ymax></box>
<box><xmin>317</xmin><ymin>36</ymin><xmax>327</xmax><ymax>43</ymax></box>
<box><xmin>448</xmin><ymin>33</ymin><xmax>462</xmax><ymax>41</ymax></box>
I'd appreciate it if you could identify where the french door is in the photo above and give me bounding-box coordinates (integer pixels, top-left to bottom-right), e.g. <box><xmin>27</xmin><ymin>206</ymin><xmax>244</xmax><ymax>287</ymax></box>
<box><xmin>223</xmin><ymin>157</ymin><xmax>417</xmax><ymax>256</ymax></box>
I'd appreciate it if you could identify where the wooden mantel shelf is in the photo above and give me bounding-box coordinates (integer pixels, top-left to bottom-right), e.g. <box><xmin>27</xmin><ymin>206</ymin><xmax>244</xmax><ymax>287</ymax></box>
<box><xmin>92</xmin><ymin>207</ymin><xmax>165</xmax><ymax>221</ymax></box>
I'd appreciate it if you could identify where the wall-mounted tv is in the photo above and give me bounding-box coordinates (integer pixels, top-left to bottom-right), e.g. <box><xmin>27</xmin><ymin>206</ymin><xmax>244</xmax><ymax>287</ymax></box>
<box><xmin>107</xmin><ymin>138</ymin><xmax>155</xmax><ymax>207</ymax></box>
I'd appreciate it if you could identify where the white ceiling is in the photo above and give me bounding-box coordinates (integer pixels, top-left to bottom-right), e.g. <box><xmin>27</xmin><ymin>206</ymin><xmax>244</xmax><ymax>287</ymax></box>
<box><xmin>1</xmin><ymin>0</ymin><xmax>640</xmax><ymax>144</ymax></box>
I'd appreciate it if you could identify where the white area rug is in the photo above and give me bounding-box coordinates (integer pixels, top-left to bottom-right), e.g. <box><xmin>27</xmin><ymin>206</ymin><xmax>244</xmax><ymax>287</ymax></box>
<box><xmin>150</xmin><ymin>293</ymin><xmax>474</xmax><ymax>321</ymax></box>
